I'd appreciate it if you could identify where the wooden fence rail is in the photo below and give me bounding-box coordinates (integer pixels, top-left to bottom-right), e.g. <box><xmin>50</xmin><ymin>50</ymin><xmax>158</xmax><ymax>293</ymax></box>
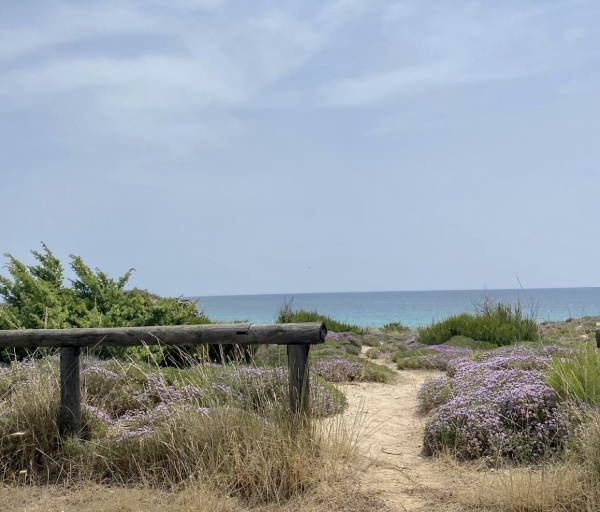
<box><xmin>0</xmin><ymin>322</ymin><xmax>327</xmax><ymax>437</ymax></box>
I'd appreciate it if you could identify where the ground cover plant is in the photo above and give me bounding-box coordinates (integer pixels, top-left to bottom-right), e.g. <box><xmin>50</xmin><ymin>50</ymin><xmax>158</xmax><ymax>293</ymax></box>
<box><xmin>364</xmin><ymin>348</ymin><xmax>381</xmax><ymax>359</ymax></box>
<box><xmin>393</xmin><ymin>343</ymin><xmax>472</xmax><ymax>371</ymax></box>
<box><xmin>540</xmin><ymin>315</ymin><xmax>600</xmax><ymax>344</ymax></box>
<box><xmin>418</xmin><ymin>298</ymin><xmax>539</xmax><ymax>347</ymax></box>
<box><xmin>253</xmin><ymin>329</ymin><xmax>396</xmax><ymax>383</ymax></box>
<box><xmin>418</xmin><ymin>344</ymin><xmax>575</xmax><ymax>463</ymax></box>
<box><xmin>455</xmin><ymin>340</ymin><xmax>600</xmax><ymax>512</ymax></box>
<box><xmin>0</xmin><ymin>356</ymin><xmax>353</xmax><ymax>503</ymax></box>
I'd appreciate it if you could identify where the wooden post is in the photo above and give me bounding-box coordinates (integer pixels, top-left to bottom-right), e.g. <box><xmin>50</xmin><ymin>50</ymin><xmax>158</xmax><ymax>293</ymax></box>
<box><xmin>596</xmin><ymin>323</ymin><xmax>600</xmax><ymax>349</ymax></box>
<box><xmin>59</xmin><ymin>346</ymin><xmax>81</xmax><ymax>437</ymax></box>
<box><xmin>287</xmin><ymin>344</ymin><xmax>310</xmax><ymax>416</ymax></box>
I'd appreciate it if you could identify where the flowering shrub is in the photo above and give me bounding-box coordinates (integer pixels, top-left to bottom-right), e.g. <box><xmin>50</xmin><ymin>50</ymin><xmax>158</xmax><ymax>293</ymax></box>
<box><xmin>313</xmin><ymin>358</ymin><xmax>363</xmax><ymax>382</ymax></box>
<box><xmin>228</xmin><ymin>366</ymin><xmax>346</xmax><ymax>417</ymax></box>
<box><xmin>395</xmin><ymin>344</ymin><xmax>472</xmax><ymax>371</ymax></box>
<box><xmin>420</xmin><ymin>345</ymin><xmax>574</xmax><ymax>462</ymax></box>
<box><xmin>0</xmin><ymin>357</ymin><xmax>348</xmax><ymax>484</ymax></box>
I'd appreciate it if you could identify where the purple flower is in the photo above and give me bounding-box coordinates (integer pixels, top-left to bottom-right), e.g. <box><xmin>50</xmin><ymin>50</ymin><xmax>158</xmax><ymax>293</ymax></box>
<box><xmin>115</xmin><ymin>426</ymin><xmax>153</xmax><ymax>445</ymax></box>
<box><xmin>420</xmin><ymin>345</ymin><xmax>574</xmax><ymax>461</ymax></box>
<box><xmin>82</xmin><ymin>366</ymin><xmax>119</xmax><ymax>379</ymax></box>
<box><xmin>83</xmin><ymin>404</ymin><xmax>113</xmax><ymax>423</ymax></box>
<box><xmin>313</xmin><ymin>358</ymin><xmax>363</xmax><ymax>382</ymax></box>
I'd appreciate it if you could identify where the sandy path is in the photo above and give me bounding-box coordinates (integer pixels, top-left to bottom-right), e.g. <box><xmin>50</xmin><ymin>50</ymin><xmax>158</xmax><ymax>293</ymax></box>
<box><xmin>342</xmin><ymin>364</ymin><xmax>470</xmax><ymax>511</ymax></box>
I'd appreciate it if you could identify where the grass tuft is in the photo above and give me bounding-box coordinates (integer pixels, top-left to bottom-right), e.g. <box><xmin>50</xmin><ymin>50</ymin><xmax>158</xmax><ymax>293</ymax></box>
<box><xmin>546</xmin><ymin>342</ymin><xmax>600</xmax><ymax>404</ymax></box>
<box><xmin>418</xmin><ymin>297</ymin><xmax>539</xmax><ymax>347</ymax></box>
<box><xmin>277</xmin><ymin>299</ymin><xmax>364</xmax><ymax>335</ymax></box>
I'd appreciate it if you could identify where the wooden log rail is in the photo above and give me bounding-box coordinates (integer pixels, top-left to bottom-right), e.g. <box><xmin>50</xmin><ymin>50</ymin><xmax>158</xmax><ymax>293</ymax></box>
<box><xmin>0</xmin><ymin>322</ymin><xmax>326</xmax><ymax>438</ymax></box>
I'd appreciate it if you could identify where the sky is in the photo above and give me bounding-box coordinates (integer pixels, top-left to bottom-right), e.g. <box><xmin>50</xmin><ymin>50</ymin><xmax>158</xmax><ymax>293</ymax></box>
<box><xmin>1</xmin><ymin>0</ymin><xmax>599</xmax><ymax>297</ymax></box>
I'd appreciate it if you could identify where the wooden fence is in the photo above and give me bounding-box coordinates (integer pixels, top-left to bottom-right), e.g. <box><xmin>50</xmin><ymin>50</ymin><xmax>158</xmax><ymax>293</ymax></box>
<box><xmin>0</xmin><ymin>322</ymin><xmax>326</xmax><ymax>437</ymax></box>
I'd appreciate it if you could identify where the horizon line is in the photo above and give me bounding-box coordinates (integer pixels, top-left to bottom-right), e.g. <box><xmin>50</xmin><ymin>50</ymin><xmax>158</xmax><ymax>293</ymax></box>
<box><xmin>189</xmin><ymin>285</ymin><xmax>600</xmax><ymax>299</ymax></box>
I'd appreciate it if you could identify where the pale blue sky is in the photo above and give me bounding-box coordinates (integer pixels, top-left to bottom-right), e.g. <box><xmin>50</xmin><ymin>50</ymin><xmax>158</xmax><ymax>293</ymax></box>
<box><xmin>1</xmin><ymin>0</ymin><xmax>599</xmax><ymax>296</ymax></box>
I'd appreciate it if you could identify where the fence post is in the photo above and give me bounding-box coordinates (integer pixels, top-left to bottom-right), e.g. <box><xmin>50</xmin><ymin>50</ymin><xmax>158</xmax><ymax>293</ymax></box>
<box><xmin>59</xmin><ymin>346</ymin><xmax>81</xmax><ymax>437</ymax></box>
<box><xmin>287</xmin><ymin>344</ymin><xmax>310</xmax><ymax>416</ymax></box>
<box><xmin>596</xmin><ymin>323</ymin><xmax>600</xmax><ymax>349</ymax></box>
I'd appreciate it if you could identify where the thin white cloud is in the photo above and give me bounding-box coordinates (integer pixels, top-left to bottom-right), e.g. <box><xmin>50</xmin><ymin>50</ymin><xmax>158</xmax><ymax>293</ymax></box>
<box><xmin>0</xmin><ymin>1</ymin><xmax>328</xmax><ymax>150</ymax></box>
<box><xmin>0</xmin><ymin>3</ymin><xmax>163</xmax><ymax>62</ymax></box>
<box><xmin>1</xmin><ymin>0</ymin><xmax>598</xmax><ymax>149</ymax></box>
<box><xmin>321</xmin><ymin>0</ymin><xmax>599</xmax><ymax>107</ymax></box>
<box><xmin>3</xmin><ymin>56</ymin><xmax>244</xmax><ymax>109</ymax></box>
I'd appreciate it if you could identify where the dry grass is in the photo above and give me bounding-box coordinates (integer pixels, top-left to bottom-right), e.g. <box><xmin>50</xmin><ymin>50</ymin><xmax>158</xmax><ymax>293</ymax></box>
<box><xmin>0</xmin><ymin>479</ymin><xmax>393</xmax><ymax>512</ymax></box>
<box><xmin>460</xmin><ymin>463</ymin><xmax>588</xmax><ymax>511</ymax></box>
<box><xmin>455</xmin><ymin>412</ymin><xmax>600</xmax><ymax>512</ymax></box>
<box><xmin>0</xmin><ymin>357</ymin><xmax>360</xmax><ymax>508</ymax></box>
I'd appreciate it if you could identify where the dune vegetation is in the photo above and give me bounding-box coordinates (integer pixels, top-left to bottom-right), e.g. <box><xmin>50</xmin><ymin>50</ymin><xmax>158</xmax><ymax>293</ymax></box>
<box><xmin>3</xmin><ymin>245</ymin><xmax>600</xmax><ymax>510</ymax></box>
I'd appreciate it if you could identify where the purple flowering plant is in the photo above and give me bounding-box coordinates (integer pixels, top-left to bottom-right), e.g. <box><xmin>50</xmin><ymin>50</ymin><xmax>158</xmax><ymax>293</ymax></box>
<box><xmin>419</xmin><ymin>345</ymin><xmax>575</xmax><ymax>462</ymax></box>
<box><xmin>76</xmin><ymin>357</ymin><xmax>349</xmax><ymax>445</ymax></box>
<box><xmin>395</xmin><ymin>344</ymin><xmax>472</xmax><ymax>371</ymax></box>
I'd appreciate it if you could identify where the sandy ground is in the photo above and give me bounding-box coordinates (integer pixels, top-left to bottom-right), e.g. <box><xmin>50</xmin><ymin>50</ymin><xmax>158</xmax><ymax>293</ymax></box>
<box><xmin>0</xmin><ymin>362</ymin><xmax>476</xmax><ymax>512</ymax></box>
<box><xmin>342</xmin><ymin>366</ymin><xmax>472</xmax><ymax>511</ymax></box>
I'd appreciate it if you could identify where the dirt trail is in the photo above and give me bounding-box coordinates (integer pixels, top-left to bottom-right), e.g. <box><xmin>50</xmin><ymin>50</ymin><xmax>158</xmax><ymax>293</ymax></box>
<box><xmin>342</xmin><ymin>361</ymin><xmax>471</xmax><ymax>511</ymax></box>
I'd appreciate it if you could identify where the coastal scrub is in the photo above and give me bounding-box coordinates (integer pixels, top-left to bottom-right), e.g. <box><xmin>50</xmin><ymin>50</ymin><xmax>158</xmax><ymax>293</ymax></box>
<box><xmin>420</xmin><ymin>345</ymin><xmax>574</xmax><ymax>462</ymax></box>
<box><xmin>0</xmin><ymin>357</ymin><xmax>348</xmax><ymax>499</ymax></box>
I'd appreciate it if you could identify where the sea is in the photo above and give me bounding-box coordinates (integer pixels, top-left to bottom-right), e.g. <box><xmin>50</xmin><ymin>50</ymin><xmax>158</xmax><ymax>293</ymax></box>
<box><xmin>190</xmin><ymin>288</ymin><xmax>600</xmax><ymax>329</ymax></box>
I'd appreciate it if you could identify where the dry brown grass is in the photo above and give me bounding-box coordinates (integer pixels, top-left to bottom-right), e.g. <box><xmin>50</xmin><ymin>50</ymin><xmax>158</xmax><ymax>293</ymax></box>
<box><xmin>455</xmin><ymin>413</ymin><xmax>600</xmax><ymax>511</ymax></box>
<box><xmin>0</xmin><ymin>357</ymin><xmax>362</xmax><ymax>508</ymax></box>
<box><xmin>459</xmin><ymin>463</ymin><xmax>588</xmax><ymax>511</ymax></box>
<box><xmin>0</xmin><ymin>480</ymin><xmax>393</xmax><ymax>512</ymax></box>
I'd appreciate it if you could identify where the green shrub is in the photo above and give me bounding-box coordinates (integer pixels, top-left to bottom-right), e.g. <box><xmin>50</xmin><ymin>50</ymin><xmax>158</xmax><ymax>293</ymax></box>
<box><xmin>395</xmin><ymin>355</ymin><xmax>446</xmax><ymax>370</ymax></box>
<box><xmin>444</xmin><ymin>335</ymin><xmax>497</xmax><ymax>351</ymax></box>
<box><xmin>362</xmin><ymin>337</ymin><xmax>381</xmax><ymax>347</ymax></box>
<box><xmin>378</xmin><ymin>343</ymin><xmax>397</xmax><ymax>354</ymax></box>
<box><xmin>343</xmin><ymin>344</ymin><xmax>361</xmax><ymax>356</ymax></box>
<box><xmin>365</xmin><ymin>348</ymin><xmax>381</xmax><ymax>359</ymax></box>
<box><xmin>277</xmin><ymin>299</ymin><xmax>364</xmax><ymax>334</ymax></box>
<box><xmin>0</xmin><ymin>245</ymin><xmax>258</xmax><ymax>366</ymax></box>
<box><xmin>381</xmin><ymin>321</ymin><xmax>409</xmax><ymax>332</ymax></box>
<box><xmin>358</xmin><ymin>359</ymin><xmax>396</xmax><ymax>383</ymax></box>
<box><xmin>546</xmin><ymin>343</ymin><xmax>600</xmax><ymax>404</ymax></box>
<box><xmin>418</xmin><ymin>299</ymin><xmax>538</xmax><ymax>347</ymax></box>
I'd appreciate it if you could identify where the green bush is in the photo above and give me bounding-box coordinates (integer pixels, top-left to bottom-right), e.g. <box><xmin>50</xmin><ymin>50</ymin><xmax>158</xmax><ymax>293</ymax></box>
<box><xmin>444</xmin><ymin>335</ymin><xmax>497</xmax><ymax>351</ymax></box>
<box><xmin>362</xmin><ymin>336</ymin><xmax>381</xmax><ymax>347</ymax></box>
<box><xmin>0</xmin><ymin>244</ymin><xmax>249</xmax><ymax>365</ymax></box>
<box><xmin>418</xmin><ymin>299</ymin><xmax>538</xmax><ymax>347</ymax></box>
<box><xmin>546</xmin><ymin>343</ymin><xmax>600</xmax><ymax>404</ymax></box>
<box><xmin>381</xmin><ymin>321</ymin><xmax>409</xmax><ymax>332</ymax></box>
<box><xmin>365</xmin><ymin>348</ymin><xmax>381</xmax><ymax>359</ymax></box>
<box><xmin>277</xmin><ymin>299</ymin><xmax>364</xmax><ymax>334</ymax></box>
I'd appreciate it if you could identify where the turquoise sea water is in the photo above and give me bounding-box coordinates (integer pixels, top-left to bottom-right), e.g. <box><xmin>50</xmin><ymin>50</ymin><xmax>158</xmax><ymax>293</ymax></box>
<box><xmin>191</xmin><ymin>288</ymin><xmax>600</xmax><ymax>329</ymax></box>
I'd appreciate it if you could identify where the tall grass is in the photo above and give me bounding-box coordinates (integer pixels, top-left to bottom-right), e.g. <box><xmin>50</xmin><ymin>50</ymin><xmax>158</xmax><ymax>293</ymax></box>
<box><xmin>418</xmin><ymin>298</ymin><xmax>539</xmax><ymax>346</ymax></box>
<box><xmin>546</xmin><ymin>342</ymin><xmax>600</xmax><ymax>404</ymax></box>
<box><xmin>277</xmin><ymin>299</ymin><xmax>364</xmax><ymax>334</ymax></box>
<box><xmin>462</xmin><ymin>411</ymin><xmax>600</xmax><ymax>511</ymax></box>
<box><xmin>0</xmin><ymin>357</ymin><xmax>356</xmax><ymax>504</ymax></box>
